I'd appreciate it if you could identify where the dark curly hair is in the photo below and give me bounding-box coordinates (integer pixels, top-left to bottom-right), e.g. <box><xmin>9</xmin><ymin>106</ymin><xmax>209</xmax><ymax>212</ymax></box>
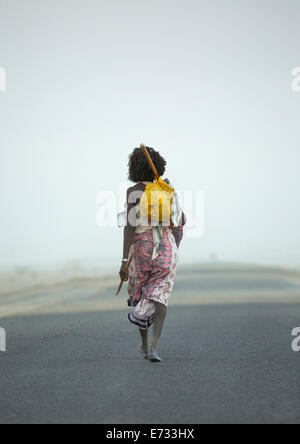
<box><xmin>128</xmin><ymin>147</ymin><xmax>167</xmax><ymax>183</ymax></box>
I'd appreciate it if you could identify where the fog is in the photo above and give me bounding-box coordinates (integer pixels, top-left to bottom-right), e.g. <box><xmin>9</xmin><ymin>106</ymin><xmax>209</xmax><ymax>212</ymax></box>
<box><xmin>1</xmin><ymin>0</ymin><xmax>300</xmax><ymax>270</ymax></box>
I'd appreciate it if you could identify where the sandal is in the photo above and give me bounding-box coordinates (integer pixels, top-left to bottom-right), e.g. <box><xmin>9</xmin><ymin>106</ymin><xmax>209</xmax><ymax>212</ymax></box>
<box><xmin>148</xmin><ymin>349</ymin><xmax>162</xmax><ymax>362</ymax></box>
<box><xmin>139</xmin><ymin>346</ymin><xmax>149</xmax><ymax>360</ymax></box>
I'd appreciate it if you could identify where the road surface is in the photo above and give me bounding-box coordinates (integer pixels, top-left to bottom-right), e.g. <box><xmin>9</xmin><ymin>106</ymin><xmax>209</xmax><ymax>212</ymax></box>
<box><xmin>0</xmin><ymin>265</ymin><xmax>299</xmax><ymax>424</ymax></box>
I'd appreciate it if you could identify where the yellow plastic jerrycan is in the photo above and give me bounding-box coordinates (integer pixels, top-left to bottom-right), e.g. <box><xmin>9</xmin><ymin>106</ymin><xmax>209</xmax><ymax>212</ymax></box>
<box><xmin>140</xmin><ymin>177</ymin><xmax>174</xmax><ymax>226</ymax></box>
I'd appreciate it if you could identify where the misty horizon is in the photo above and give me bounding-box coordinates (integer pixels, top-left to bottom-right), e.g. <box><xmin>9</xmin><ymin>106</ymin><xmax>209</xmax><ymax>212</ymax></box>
<box><xmin>1</xmin><ymin>0</ymin><xmax>300</xmax><ymax>269</ymax></box>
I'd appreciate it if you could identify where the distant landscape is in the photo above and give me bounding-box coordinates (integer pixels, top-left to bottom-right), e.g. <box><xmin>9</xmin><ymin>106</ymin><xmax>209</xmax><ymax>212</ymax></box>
<box><xmin>1</xmin><ymin>262</ymin><xmax>300</xmax><ymax>318</ymax></box>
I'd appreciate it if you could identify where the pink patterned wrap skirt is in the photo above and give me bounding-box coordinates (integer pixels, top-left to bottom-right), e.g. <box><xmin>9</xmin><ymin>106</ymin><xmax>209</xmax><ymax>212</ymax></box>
<box><xmin>127</xmin><ymin>229</ymin><xmax>179</xmax><ymax>327</ymax></box>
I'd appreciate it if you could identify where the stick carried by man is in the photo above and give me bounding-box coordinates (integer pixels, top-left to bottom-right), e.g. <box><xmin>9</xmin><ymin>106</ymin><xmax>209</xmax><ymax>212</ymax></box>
<box><xmin>115</xmin><ymin>250</ymin><xmax>134</xmax><ymax>296</ymax></box>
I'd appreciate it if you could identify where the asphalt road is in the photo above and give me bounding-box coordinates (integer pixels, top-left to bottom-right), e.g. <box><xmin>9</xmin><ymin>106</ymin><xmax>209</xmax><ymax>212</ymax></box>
<box><xmin>0</xmin><ymin>298</ymin><xmax>299</xmax><ymax>424</ymax></box>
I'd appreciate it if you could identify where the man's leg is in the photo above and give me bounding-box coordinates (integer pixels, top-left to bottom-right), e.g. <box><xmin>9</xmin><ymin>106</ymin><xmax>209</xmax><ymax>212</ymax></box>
<box><xmin>139</xmin><ymin>328</ymin><xmax>149</xmax><ymax>351</ymax></box>
<box><xmin>150</xmin><ymin>302</ymin><xmax>167</xmax><ymax>351</ymax></box>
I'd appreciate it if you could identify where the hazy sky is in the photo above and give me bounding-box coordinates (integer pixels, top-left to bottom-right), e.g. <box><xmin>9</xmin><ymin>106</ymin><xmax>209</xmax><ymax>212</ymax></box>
<box><xmin>1</xmin><ymin>0</ymin><xmax>300</xmax><ymax>269</ymax></box>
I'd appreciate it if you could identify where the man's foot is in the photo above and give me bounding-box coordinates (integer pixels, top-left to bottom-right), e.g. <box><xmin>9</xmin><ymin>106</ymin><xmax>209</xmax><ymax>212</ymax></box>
<box><xmin>139</xmin><ymin>345</ymin><xmax>149</xmax><ymax>360</ymax></box>
<box><xmin>148</xmin><ymin>349</ymin><xmax>162</xmax><ymax>362</ymax></box>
